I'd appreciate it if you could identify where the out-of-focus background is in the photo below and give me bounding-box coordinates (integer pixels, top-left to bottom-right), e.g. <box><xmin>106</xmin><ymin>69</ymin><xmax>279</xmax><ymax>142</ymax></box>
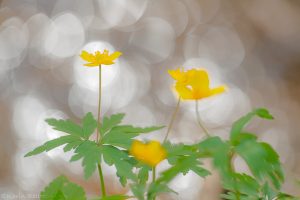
<box><xmin>0</xmin><ymin>0</ymin><xmax>300</xmax><ymax>199</ymax></box>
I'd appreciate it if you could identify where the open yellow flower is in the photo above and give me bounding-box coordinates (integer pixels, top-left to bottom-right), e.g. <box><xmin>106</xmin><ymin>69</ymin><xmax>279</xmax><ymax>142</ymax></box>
<box><xmin>168</xmin><ymin>68</ymin><xmax>226</xmax><ymax>100</ymax></box>
<box><xmin>130</xmin><ymin>140</ymin><xmax>167</xmax><ymax>167</ymax></box>
<box><xmin>80</xmin><ymin>49</ymin><xmax>122</xmax><ymax>67</ymax></box>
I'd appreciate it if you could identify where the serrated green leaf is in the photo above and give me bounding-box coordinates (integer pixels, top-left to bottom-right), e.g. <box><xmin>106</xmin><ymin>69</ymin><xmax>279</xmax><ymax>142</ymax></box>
<box><xmin>82</xmin><ymin>112</ymin><xmax>97</xmax><ymax>139</ymax></box>
<box><xmin>163</xmin><ymin>142</ymin><xmax>198</xmax><ymax>165</ymax></box>
<box><xmin>40</xmin><ymin>175</ymin><xmax>86</xmax><ymax>200</ymax></box>
<box><xmin>91</xmin><ymin>195</ymin><xmax>131</xmax><ymax>200</ymax></box>
<box><xmin>131</xmin><ymin>183</ymin><xmax>146</xmax><ymax>200</ymax></box>
<box><xmin>100</xmin><ymin>113</ymin><xmax>125</xmax><ymax>135</ymax></box>
<box><xmin>25</xmin><ymin>135</ymin><xmax>82</xmax><ymax>157</ymax></box>
<box><xmin>111</xmin><ymin>125</ymin><xmax>164</xmax><ymax>134</ymax></box>
<box><xmin>147</xmin><ymin>182</ymin><xmax>177</xmax><ymax>200</ymax></box>
<box><xmin>158</xmin><ymin>155</ymin><xmax>210</xmax><ymax>184</ymax></box>
<box><xmin>197</xmin><ymin>136</ymin><xmax>231</xmax><ymax>177</ymax></box>
<box><xmin>102</xmin><ymin>130</ymin><xmax>138</xmax><ymax>149</ymax></box>
<box><xmin>235</xmin><ymin>139</ymin><xmax>283</xmax><ymax>189</ymax></box>
<box><xmin>70</xmin><ymin>141</ymin><xmax>102</xmax><ymax>179</ymax></box>
<box><xmin>102</xmin><ymin>145</ymin><xmax>137</xmax><ymax>186</ymax></box>
<box><xmin>138</xmin><ymin>165</ymin><xmax>151</xmax><ymax>184</ymax></box>
<box><xmin>230</xmin><ymin>108</ymin><xmax>274</xmax><ymax>141</ymax></box>
<box><xmin>46</xmin><ymin>118</ymin><xmax>83</xmax><ymax>138</ymax></box>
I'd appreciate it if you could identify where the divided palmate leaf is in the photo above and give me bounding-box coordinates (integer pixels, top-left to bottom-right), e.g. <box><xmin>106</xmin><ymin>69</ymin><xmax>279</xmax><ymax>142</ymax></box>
<box><xmin>100</xmin><ymin>113</ymin><xmax>125</xmax><ymax>135</ymax></box>
<box><xmin>40</xmin><ymin>175</ymin><xmax>86</xmax><ymax>200</ymax></box>
<box><xmin>157</xmin><ymin>155</ymin><xmax>210</xmax><ymax>184</ymax></box>
<box><xmin>25</xmin><ymin>135</ymin><xmax>83</xmax><ymax>157</ymax></box>
<box><xmin>102</xmin><ymin>145</ymin><xmax>137</xmax><ymax>186</ymax></box>
<box><xmin>70</xmin><ymin>141</ymin><xmax>102</xmax><ymax>179</ymax></box>
<box><xmin>25</xmin><ymin>112</ymin><xmax>97</xmax><ymax>157</ymax></box>
<box><xmin>46</xmin><ymin>112</ymin><xmax>97</xmax><ymax>140</ymax></box>
<box><xmin>102</xmin><ymin>125</ymin><xmax>164</xmax><ymax>149</ymax></box>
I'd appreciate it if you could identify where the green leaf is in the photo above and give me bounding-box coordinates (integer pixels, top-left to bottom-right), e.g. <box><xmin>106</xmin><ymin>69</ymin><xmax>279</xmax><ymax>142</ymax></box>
<box><xmin>102</xmin><ymin>130</ymin><xmax>138</xmax><ymax>149</ymax></box>
<box><xmin>158</xmin><ymin>155</ymin><xmax>210</xmax><ymax>184</ymax></box>
<box><xmin>100</xmin><ymin>113</ymin><xmax>125</xmax><ymax>135</ymax></box>
<box><xmin>70</xmin><ymin>141</ymin><xmax>102</xmax><ymax>179</ymax></box>
<box><xmin>102</xmin><ymin>145</ymin><xmax>137</xmax><ymax>186</ymax></box>
<box><xmin>147</xmin><ymin>182</ymin><xmax>177</xmax><ymax>200</ymax></box>
<box><xmin>102</xmin><ymin>126</ymin><xmax>164</xmax><ymax>149</ymax></box>
<box><xmin>230</xmin><ymin>108</ymin><xmax>274</xmax><ymax>141</ymax></box>
<box><xmin>138</xmin><ymin>165</ymin><xmax>151</xmax><ymax>184</ymax></box>
<box><xmin>40</xmin><ymin>175</ymin><xmax>86</xmax><ymax>200</ymax></box>
<box><xmin>92</xmin><ymin>195</ymin><xmax>131</xmax><ymax>200</ymax></box>
<box><xmin>82</xmin><ymin>112</ymin><xmax>97</xmax><ymax>139</ymax></box>
<box><xmin>197</xmin><ymin>136</ymin><xmax>231</xmax><ymax>177</ymax></box>
<box><xmin>111</xmin><ymin>125</ymin><xmax>164</xmax><ymax>134</ymax></box>
<box><xmin>131</xmin><ymin>183</ymin><xmax>146</xmax><ymax>200</ymax></box>
<box><xmin>46</xmin><ymin>118</ymin><xmax>83</xmax><ymax>138</ymax></box>
<box><xmin>25</xmin><ymin>135</ymin><xmax>82</xmax><ymax>157</ymax></box>
<box><xmin>235</xmin><ymin>139</ymin><xmax>284</xmax><ymax>189</ymax></box>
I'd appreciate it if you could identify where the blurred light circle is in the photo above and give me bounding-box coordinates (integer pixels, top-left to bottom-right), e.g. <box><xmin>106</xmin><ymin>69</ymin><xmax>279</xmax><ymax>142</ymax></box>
<box><xmin>198</xmin><ymin>26</ymin><xmax>245</xmax><ymax>69</ymax></box>
<box><xmin>12</xmin><ymin>96</ymin><xmax>47</xmax><ymax>140</ymax></box>
<box><xmin>185</xmin><ymin>0</ymin><xmax>220</xmax><ymax>24</ymax></box>
<box><xmin>97</xmin><ymin>0</ymin><xmax>148</xmax><ymax>27</ymax></box>
<box><xmin>129</xmin><ymin>17</ymin><xmax>175</xmax><ymax>64</ymax></box>
<box><xmin>26</xmin><ymin>13</ymin><xmax>55</xmax><ymax>69</ymax></box>
<box><xmin>145</xmin><ymin>0</ymin><xmax>188</xmax><ymax>36</ymax></box>
<box><xmin>73</xmin><ymin>41</ymin><xmax>120</xmax><ymax>91</ymax></box>
<box><xmin>43</xmin><ymin>12</ymin><xmax>85</xmax><ymax>58</ymax></box>
<box><xmin>0</xmin><ymin>18</ymin><xmax>28</xmax><ymax>60</ymax></box>
<box><xmin>68</xmin><ymin>84</ymin><xmax>112</xmax><ymax>118</ymax></box>
<box><xmin>108</xmin><ymin>60</ymin><xmax>137</xmax><ymax>110</ymax></box>
<box><xmin>52</xmin><ymin>0</ymin><xmax>94</xmax><ymax>27</ymax></box>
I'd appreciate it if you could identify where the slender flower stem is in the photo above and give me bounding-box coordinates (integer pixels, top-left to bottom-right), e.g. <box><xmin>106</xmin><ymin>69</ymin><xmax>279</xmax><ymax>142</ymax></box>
<box><xmin>97</xmin><ymin>163</ymin><xmax>106</xmax><ymax>197</ymax></box>
<box><xmin>96</xmin><ymin>65</ymin><xmax>102</xmax><ymax>143</ymax></box>
<box><xmin>163</xmin><ymin>98</ymin><xmax>181</xmax><ymax>142</ymax></box>
<box><xmin>152</xmin><ymin>167</ymin><xmax>156</xmax><ymax>200</ymax></box>
<box><xmin>96</xmin><ymin>65</ymin><xmax>106</xmax><ymax>197</ymax></box>
<box><xmin>195</xmin><ymin>100</ymin><xmax>210</xmax><ymax>137</ymax></box>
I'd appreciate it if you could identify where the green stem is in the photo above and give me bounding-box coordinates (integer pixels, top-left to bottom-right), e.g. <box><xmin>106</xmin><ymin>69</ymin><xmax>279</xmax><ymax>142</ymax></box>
<box><xmin>163</xmin><ymin>98</ymin><xmax>181</xmax><ymax>142</ymax></box>
<box><xmin>195</xmin><ymin>100</ymin><xmax>210</xmax><ymax>137</ymax></box>
<box><xmin>97</xmin><ymin>163</ymin><xmax>106</xmax><ymax>197</ymax></box>
<box><xmin>152</xmin><ymin>167</ymin><xmax>156</xmax><ymax>200</ymax></box>
<box><xmin>96</xmin><ymin>65</ymin><xmax>102</xmax><ymax>143</ymax></box>
<box><xmin>96</xmin><ymin>65</ymin><xmax>106</xmax><ymax>197</ymax></box>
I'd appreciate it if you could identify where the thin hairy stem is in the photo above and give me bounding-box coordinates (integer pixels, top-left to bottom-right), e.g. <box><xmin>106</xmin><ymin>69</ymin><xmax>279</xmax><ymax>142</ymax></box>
<box><xmin>163</xmin><ymin>98</ymin><xmax>181</xmax><ymax>142</ymax></box>
<box><xmin>96</xmin><ymin>65</ymin><xmax>106</xmax><ymax>197</ymax></box>
<box><xmin>195</xmin><ymin>100</ymin><xmax>210</xmax><ymax>137</ymax></box>
<box><xmin>152</xmin><ymin>167</ymin><xmax>156</xmax><ymax>200</ymax></box>
<box><xmin>97</xmin><ymin>163</ymin><xmax>106</xmax><ymax>197</ymax></box>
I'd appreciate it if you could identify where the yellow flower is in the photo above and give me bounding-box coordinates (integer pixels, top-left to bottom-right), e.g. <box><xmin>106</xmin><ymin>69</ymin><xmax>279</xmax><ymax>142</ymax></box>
<box><xmin>130</xmin><ymin>140</ymin><xmax>167</xmax><ymax>167</ymax></box>
<box><xmin>168</xmin><ymin>68</ymin><xmax>226</xmax><ymax>100</ymax></box>
<box><xmin>80</xmin><ymin>49</ymin><xmax>122</xmax><ymax>67</ymax></box>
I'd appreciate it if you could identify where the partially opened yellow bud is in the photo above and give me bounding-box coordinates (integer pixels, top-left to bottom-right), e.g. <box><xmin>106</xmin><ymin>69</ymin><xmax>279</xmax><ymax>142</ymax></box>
<box><xmin>168</xmin><ymin>68</ymin><xmax>227</xmax><ymax>100</ymax></box>
<box><xmin>130</xmin><ymin>140</ymin><xmax>167</xmax><ymax>167</ymax></box>
<box><xmin>80</xmin><ymin>49</ymin><xmax>122</xmax><ymax>67</ymax></box>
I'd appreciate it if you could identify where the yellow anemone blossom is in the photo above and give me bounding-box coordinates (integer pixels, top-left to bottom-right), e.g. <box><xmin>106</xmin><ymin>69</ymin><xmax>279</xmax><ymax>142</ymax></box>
<box><xmin>168</xmin><ymin>68</ymin><xmax>226</xmax><ymax>100</ymax></box>
<box><xmin>130</xmin><ymin>140</ymin><xmax>167</xmax><ymax>167</ymax></box>
<box><xmin>80</xmin><ymin>49</ymin><xmax>122</xmax><ymax>67</ymax></box>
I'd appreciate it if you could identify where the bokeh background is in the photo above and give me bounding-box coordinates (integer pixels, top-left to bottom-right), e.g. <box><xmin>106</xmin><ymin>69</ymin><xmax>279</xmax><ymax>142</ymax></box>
<box><xmin>0</xmin><ymin>0</ymin><xmax>300</xmax><ymax>199</ymax></box>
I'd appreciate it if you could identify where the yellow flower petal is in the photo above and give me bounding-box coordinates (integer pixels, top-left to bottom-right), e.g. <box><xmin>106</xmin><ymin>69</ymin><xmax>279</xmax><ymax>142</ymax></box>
<box><xmin>209</xmin><ymin>85</ymin><xmax>226</xmax><ymax>96</ymax></box>
<box><xmin>80</xmin><ymin>51</ymin><xmax>94</xmax><ymax>62</ymax></box>
<box><xmin>169</xmin><ymin>67</ymin><xmax>227</xmax><ymax>100</ymax></box>
<box><xmin>175</xmin><ymin>83</ymin><xmax>194</xmax><ymax>100</ymax></box>
<box><xmin>168</xmin><ymin>68</ymin><xmax>188</xmax><ymax>83</ymax></box>
<box><xmin>80</xmin><ymin>49</ymin><xmax>122</xmax><ymax>67</ymax></box>
<box><xmin>109</xmin><ymin>51</ymin><xmax>122</xmax><ymax>60</ymax></box>
<box><xmin>130</xmin><ymin>140</ymin><xmax>166</xmax><ymax>167</ymax></box>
